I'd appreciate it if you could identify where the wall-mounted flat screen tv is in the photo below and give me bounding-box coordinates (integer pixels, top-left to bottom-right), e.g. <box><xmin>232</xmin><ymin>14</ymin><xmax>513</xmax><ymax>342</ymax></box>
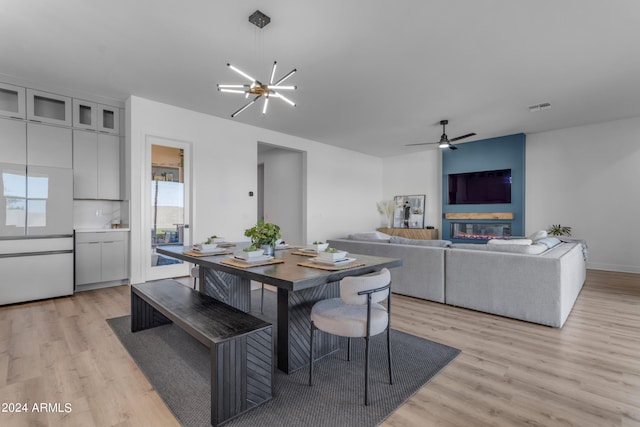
<box><xmin>448</xmin><ymin>169</ymin><xmax>512</xmax><ymax>204</ymax></box>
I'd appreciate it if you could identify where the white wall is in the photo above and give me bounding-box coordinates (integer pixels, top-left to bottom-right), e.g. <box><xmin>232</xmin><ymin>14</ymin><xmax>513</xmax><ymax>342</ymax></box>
<box><xmin>383</xmin><ymin>117</ymin><xmax>640</xmax><ymax>273</ymax></box>
<box><xmin>382</xmin><ymin>149</ymin><xmax>442</xmax><ymax>230</ymax></box>
<box><xmin>258</xmin><ymin>147</ymin><xmax>305</xmax><ymax>245</ymax></box>
<box><xmin>128</xmin><ymin>96</ymin><xmax>383</xmax><ymax>283</ymax></box>
<box><xmin>527</xmin><ymin>117</ymin><xmax>640</xmax><ymax>273</ymax></box>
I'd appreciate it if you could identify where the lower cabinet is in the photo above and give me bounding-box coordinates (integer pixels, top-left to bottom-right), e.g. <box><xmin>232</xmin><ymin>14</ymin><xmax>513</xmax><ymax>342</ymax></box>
<box><xmin>75</xmin><ymin>231</ymin><xmax>128</xmax><ymax>286</ymax></box>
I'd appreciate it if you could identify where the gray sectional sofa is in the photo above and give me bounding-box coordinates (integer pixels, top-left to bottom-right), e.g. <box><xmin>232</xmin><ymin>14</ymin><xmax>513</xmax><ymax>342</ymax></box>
<box><xmin>327</xmin><ymin>234</ymin><xmax>587</xmax><ymax>327</ymax></box>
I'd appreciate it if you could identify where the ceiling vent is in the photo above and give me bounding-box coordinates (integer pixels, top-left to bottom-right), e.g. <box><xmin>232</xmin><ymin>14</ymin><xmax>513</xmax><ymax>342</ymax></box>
<box><xmin>528</xmin><ymin>102</ymin><xmax>551</xmax><ymax>112</ymax></box>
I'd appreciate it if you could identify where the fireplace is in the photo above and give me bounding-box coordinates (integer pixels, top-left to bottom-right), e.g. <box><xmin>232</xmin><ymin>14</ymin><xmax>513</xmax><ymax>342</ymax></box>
<box><xmin>450</xmin><ymin>222</ymin><xmax>511</xmax><ymax>241</ymax></box>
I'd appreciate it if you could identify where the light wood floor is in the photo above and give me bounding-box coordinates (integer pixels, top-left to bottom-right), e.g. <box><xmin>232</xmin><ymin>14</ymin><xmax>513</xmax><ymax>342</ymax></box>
<box><xmin>0</xmin><ymin>270</ymin><xmax>638</xmax><ymax>426</ymax></box>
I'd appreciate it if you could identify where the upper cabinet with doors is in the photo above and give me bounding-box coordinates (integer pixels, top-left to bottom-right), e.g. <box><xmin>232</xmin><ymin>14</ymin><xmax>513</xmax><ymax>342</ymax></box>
<box><xmin>27</xmin><ymin>122</ymin><xmax>72</xmax><ymax>168</ymax></box>
<box><xmin>26</xmin><ymin>89</ymin><xmax>72</xmax><ymax>126</ymax></box>
<box><xmin>73</xmin><ymin>99</ymin><xmax>120</xmax><ymax>134</ymax></box>
<box><xmin>0</xmin><ymin>117</ymin><xmax>27</xmax><ymax>164</ymax></box>
<box><xmin>0</xmin><ymin>82</ymin><xmax>26</xmax><ymax>119</ymax></box>
<box><xmin>72</xmin><ymin>99</ymin><xmax>97</xmax><ymax>130</ymax></box>
<box><xmin>97</xmin><ymin>104</ymin><xmax>120</xmax><ymax>134</ymax></box>
<box><xmin>73</xmin><ymin>130</ymin><xmax>121</xmax><ymax>200</ymax></box>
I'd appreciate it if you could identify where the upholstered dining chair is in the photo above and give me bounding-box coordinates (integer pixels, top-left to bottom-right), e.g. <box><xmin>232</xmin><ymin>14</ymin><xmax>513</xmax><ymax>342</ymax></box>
<box><xmin>308</xmin><ymin>268</ymin><xmax>393</xmax><ymax>405</ymax></box>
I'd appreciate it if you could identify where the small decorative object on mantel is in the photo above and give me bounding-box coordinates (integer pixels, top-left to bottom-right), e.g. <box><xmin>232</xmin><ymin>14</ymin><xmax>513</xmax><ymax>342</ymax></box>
<box><xmin>244</xmin><ymin>220</ymin><xmax>281</xmax><ymax>256</ymax></box>
<box><xmin>547</xmin><ymin>224</ymin><xmax>572</xmax><ymax>237</ymax></box>
<box><xmin>376</xmin><ymin>200</ymin><xmax>395</xmax><ymax>227</ymax></box>
<box><xmin>393</xmin><ymin>195</ymin><xmax>426</xmax><ymax>229</ymax></box>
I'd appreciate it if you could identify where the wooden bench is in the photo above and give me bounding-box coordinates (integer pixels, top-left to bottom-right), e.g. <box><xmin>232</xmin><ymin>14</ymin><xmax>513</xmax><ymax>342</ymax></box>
<box><xmin>131</xmin><ymin>279</ymin><xmax>272</xmax><ymax>426</ymax></box>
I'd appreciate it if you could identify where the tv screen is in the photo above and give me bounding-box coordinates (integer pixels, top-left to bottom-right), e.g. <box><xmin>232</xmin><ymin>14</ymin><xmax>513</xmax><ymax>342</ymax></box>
<box><xmin>448</xmin><ymin>169</ymin><xmax>512</xmax><ymax>204</ymax></box>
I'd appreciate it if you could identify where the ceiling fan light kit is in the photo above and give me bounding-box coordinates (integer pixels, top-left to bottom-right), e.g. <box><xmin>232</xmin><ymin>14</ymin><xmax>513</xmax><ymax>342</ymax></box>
<box><xmin>217</xmin><ymin>11</ymin><xmax>298</xmax><ymax>118</ymax></box>
<box><xmin>405</xmin><ymin>119</ymin><xmax>476</xmax><ymax>150</ymax></box>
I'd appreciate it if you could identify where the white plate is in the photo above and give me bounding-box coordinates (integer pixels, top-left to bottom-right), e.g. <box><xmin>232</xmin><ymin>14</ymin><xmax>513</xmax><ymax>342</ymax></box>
<box><xmin>309</xmin><ymin>257</ymin><xmax>356</xmax><ymax>266</ymax></box>
<box><xmin>301</xmin><ymin>248</ymin><xmax>318</xmax><ymax>253</ymax></box>
<box><xmin>233</xmin><ymin>255</ymin><xmax>274</xmax><ymax>264</ymax></box>
<box><xmin>193</xmin><ymin>247</ymin><xmax>226</xmax><ymax>254</ymax></box>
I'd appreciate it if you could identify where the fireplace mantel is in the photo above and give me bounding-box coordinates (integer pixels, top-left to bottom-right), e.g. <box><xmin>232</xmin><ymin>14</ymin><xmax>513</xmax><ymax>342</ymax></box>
<box><xmin>444</xmin><ymin>212</ymin><xmax>514</xmax><ymax>220</ymax></box>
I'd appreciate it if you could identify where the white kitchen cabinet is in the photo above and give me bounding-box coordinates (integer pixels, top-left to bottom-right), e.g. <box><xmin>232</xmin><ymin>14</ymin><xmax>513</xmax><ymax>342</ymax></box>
<box><xmin>73</xmin><ymin>130</ymin><xmax>121</xmax><ymax>199</ymax></box>
<box><xmin>72</xmin><ymin>99</ymin><xmax>97</xmax><ymax>130</ymax></box>
<box><xmin>72</xmin><ymin>129</ymin><xmax>98</xmax><ymax>198</ymax></box>
<box><xmin>0</xmin><ymin>82</ymin><xmax>26</xmax><ymax>119</ymax></box>
<box><xmin>97</xmin><ymin>134</ymin><xmax>121</xmax><ymax>199</ymax></box>
<box><xmin>0</xmin><ymin>117</ymin><xmax>26</xmax><ymax>164</ymax></box>
<box><xmin>101</xmin><ymin>239</ymin><xmax>126</xmax><ymax>281</ymax></box>
<box><xmin>97</xmin><ymin>104</ymin><xmax>120</xmax><ymax>134</ymax></box>
<box><xmin>27</xmin><ymin>122</ymin><xmax>72</xmax><ymax>168</ymax></box>
<box><xmin>26</xmin><ymin>89</ymin><xmax>72</xmax><ymax>126</ymax></box>
<box><xmin>75</xmin><ymin>241</ymin><xmax>102</xmax><ymax>284</ymax></box>
<box><xmin>75</xmin><ymin>231</ymin><xmax>128</xmax><ymax>286</ymax></box>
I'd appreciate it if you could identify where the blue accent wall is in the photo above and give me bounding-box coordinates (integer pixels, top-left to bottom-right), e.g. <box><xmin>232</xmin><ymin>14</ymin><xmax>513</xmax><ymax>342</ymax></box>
<box><xmin>442</xmin><ymin>133</ymin><xmax>526</xmax><ymax>242</ymax></box>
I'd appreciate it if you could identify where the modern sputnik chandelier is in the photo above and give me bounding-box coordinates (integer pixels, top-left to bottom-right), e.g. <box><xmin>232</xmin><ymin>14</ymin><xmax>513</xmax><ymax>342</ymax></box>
<box><xmin>217</xmin><ymin>10</ymin><xmax>298</xmax><ymax>118</ymax></box>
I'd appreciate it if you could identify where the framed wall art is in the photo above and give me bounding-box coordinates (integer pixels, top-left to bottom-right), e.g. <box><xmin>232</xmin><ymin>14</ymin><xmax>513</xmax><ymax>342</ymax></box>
<box><xmin>393</xmin><ymin>195</ymin><xmax>426</xmax><ymax>228</ymax></box>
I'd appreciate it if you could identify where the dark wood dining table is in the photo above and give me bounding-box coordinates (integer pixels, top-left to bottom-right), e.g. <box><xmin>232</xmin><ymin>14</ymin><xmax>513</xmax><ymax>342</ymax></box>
<box><xmin>155</xmin><ymin>245</ymin><xmax>402</xmax><ymax>373</ymax></box>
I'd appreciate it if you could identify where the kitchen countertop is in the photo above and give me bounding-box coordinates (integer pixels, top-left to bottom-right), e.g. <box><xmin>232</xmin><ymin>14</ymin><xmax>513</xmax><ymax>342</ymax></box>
<box><xmin>75</xmin><ymin>228</ymin><xmax>130</xmax><ymax>233</ymax></box>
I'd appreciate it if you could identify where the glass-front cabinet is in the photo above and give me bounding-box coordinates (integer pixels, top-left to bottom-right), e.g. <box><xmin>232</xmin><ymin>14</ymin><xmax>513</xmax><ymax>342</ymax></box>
<box><xmin>97</xmin><ymin>104</ymin><xmax>120</xmax><ymax>134</ymax></box>
<box><xmin>0</xmin><ymin>82</ymin><xmax>26</xmax><ymax>119</ymax></box>
<box><xmin>26</xmin><ymin>89</ymin><xmax>72</xmax><ymax>126</ymax></box>
<box><xmin>72</xmin><ymin>99</ymin><xmax>97</xmax><ymax>130</ymax></box>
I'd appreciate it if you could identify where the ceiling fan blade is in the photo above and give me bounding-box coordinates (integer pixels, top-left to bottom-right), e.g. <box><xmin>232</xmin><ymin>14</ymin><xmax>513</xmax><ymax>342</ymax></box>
<box><xmin>449</xmin><ymin>132</ymin><xmax>476</xmax><ymax>142</ymax></box>
<box><xmin>405</xmin><ymin>142</ymin><xmax>438</xmax><ymax>146</ymax></box>
<box><xmin>448</xmin><ymin>144</ymin><xmax>458</xmax><ymax>150</ymax></box>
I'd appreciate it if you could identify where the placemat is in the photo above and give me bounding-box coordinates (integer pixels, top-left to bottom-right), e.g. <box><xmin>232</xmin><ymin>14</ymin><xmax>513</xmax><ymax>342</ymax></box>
<box><xmin>182</xmin><ymin>250</ymin><xmax>232</xmax><ymax>257</ymax></box>
<box><xmin>291</xmin><ymin>250</ymin><xmax>319</xmax><ymax>257</ymax></box>
<box><xmin>220</xmin><ymin>258</ymin><xmax>286</xmax><ymax>268</ymax></box>
<box><xmin>298</xmin><ymin>260</ymin><xmax>366</xmax><ymax>271</ymax></box>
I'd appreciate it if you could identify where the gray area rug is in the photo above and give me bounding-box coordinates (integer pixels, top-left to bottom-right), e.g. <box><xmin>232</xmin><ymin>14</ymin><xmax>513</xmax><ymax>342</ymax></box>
<box><xmin>107</xmin><ymin>290</ymin><xmax>460</xmax><ymax>427</ymax></box>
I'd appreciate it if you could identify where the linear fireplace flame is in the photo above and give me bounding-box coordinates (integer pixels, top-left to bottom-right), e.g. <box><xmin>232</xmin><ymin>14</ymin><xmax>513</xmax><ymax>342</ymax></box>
<box><xmin>451</xmin><ymin>222</ymin><xmax>511</xmax><ymax>241</ymax></box>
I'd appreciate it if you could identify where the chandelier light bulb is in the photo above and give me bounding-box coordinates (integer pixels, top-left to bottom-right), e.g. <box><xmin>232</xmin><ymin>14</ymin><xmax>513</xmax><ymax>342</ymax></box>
<box><xmin>269</xmin><ymin>61</ymin><xmax>277</xmax><ymax>85</ymax></box>
<box><xmin>227</xmin><ymin>63</ymin><xmax>256</xmax><ymax>83</ymax></box>
<box><xmin>218</xmin><ymin>62</ymin><xmax>297</xmax><ymax>117</ymax></box>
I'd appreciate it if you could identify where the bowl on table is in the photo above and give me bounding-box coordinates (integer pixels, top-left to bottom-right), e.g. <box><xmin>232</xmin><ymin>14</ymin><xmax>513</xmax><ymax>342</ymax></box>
<box><xmin>317</xmin><ymin>249</ymin><xmax>348</xmax><ymax>262</ymax></box>
<box><xmin>234</xmin><ymin>248</ymin><xmax>265</xmax><ymax>260</ymax></box>
<box><xmin>308</xmin><ymin>242</ymin><xmax>329</xmax><ymax>252</ymax></box>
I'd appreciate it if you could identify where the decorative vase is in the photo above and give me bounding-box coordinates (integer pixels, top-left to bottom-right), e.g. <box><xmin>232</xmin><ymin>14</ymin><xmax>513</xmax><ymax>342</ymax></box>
<box><xmin>261</xmin><ymin>244</ymin><xmax>275</xmax><ymax>256</ymax></box>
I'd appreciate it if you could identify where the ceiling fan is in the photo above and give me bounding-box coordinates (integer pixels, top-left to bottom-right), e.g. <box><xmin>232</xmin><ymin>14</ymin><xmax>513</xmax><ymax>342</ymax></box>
<box><xmin>406</xmin><ymin>120</ymin><xmax>476</xmax><ymax>150</ymax></box>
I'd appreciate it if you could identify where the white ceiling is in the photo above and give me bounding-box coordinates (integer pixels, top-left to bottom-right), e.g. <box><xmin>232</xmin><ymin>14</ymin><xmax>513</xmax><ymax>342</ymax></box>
<box><xmin>2</xmin><ymin>0</ymin><xmax>639</xmax><ymax>157</ymax></box>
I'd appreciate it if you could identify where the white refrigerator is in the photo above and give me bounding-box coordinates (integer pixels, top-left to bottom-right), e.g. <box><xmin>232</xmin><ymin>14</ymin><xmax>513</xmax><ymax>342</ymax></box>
<box><xmin>0</xmin><ymin>119</ymin><xmax>74</xmax><ymax>305</ymax></box>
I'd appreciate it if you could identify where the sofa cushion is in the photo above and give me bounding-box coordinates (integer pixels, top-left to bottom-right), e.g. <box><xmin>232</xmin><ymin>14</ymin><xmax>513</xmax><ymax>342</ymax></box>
<box><xmin>389</xmin><ymin>236</ymin><xmax>452</xmax><ymax>247</ymax></box>
<box><xmin>488</xmin><ymin>238</ymin><xmax>533</xmax><ymax>246</ymax></box>
<box><xmin>347</xmin><ymin>231</ymin><xmax>392</xmax><ymax>242</ymax></box>
<box><xmin>486</xmin><ymin>243</ymin><xmax>548</xmax><ymax>255</ymax></box>
<box><xmin>450</xmin><ymin>243</ymin><xmax>488</xmax><ymax>250</ymax></box>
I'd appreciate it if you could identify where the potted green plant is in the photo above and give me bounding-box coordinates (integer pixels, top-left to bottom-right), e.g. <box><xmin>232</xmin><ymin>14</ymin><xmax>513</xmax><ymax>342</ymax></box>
<box><xmin>547</xmin><ymin>224</ymin><xmax>572</xmax><ymax>237</ymax></box>
<box><xmin>244</xmin><ymin>220</ymin><xmax>281</xmax><ymax>255</ymax></box>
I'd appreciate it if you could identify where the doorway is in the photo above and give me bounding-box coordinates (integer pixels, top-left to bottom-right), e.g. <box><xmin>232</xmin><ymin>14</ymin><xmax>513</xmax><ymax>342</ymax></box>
<box><xmin>145</xmin><ymin>136</ymin><xmax>191</xmax><ymax>280</ymax></box>
<box><xmin>257</xmin><ymin>143</ymin><xmax>306</xmax><ymax>245</ymax></box>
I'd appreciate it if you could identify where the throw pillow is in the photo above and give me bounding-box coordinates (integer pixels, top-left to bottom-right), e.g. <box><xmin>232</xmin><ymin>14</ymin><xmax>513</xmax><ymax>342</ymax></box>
<box><xmin>528</xmin><ymin>230</ymin><xmax>548</xmax><ymax>242</ymax></box>
<box><xmin>536</xmin><ymin>237</ymin><xmax>561</xmax><ymax>249</ymax></box>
